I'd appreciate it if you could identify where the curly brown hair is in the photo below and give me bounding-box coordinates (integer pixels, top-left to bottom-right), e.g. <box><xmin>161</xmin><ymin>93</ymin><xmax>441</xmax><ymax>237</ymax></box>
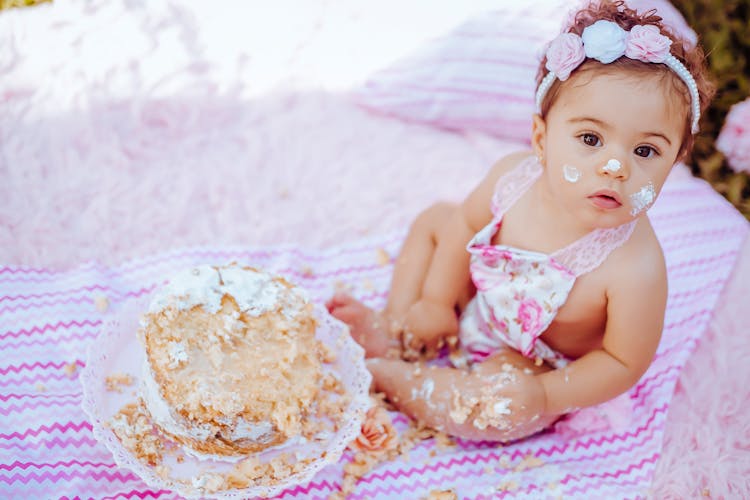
<box><xmin>535</xmin><ymin>0</ymin><xmax>715</xmax><ymax>161</ymax></box>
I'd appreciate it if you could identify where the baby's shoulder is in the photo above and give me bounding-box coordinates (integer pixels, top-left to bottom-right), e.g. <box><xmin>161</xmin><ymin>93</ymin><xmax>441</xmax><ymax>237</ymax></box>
<box><xmin>606</xmin><ymin>217</ymin><xmax>667</xmax><ymax>288</ymax></box>
<box><xmin>485</xmin><ymin>150</ymin><xmax>534</xmax><ymax>185</ymax></box>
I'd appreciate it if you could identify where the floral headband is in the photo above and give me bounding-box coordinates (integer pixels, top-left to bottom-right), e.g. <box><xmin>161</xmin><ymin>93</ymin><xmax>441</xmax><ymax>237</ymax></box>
<box><xmin>535</xmin><ymin>20</ymin><xmax>701</xmax><ymax>133</ymax></box>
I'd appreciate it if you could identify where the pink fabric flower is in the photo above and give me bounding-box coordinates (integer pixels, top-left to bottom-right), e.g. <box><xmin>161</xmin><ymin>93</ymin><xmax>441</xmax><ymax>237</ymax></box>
<box><xmin>716</xmin><ymin>97</ymin><xmax>750</xmax><ymax>174</ymax></box>
<box><xmin>517</xmin><ymin>298</ymin><xmax>543</xmax><ymax>334</ymax></box>
<box><xmin>545</xmin><ymin>32</ymin><xmax>586</xmax><ymax>81</ymax></box>
<box><xmin>625</xmin><ymin>24</ymin><xmax>672</xmax><ymax>63</ymax></box>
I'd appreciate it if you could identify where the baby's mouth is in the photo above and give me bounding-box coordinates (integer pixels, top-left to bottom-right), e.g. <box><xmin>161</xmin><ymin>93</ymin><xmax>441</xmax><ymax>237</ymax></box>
<box><xmin>588</xmin><ymin>190</ymin><xmax>623</xmax><ymax>209</ymax></box>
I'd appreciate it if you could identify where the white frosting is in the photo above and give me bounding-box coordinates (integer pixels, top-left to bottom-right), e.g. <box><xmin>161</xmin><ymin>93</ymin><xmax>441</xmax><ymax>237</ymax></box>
<box><xmin>230</xmin><ymin>418</ymin><xmax>274</xmax><ymax>442</ymax></box>
<box><xmin>141</xmin><ymin>360</ymin><xmax>214</xmax><ymax>441</ymax></box>
<box><xmin>167</xmin><ymin>341</ymin><xmax>188</xmax><ymax>369</ymax></box>
<box><xmin>562</xmin><ymin>164</ymin><xmax>581</xmax><ymax>183</ymax></box>
<box><xmin>411</xmin><ymin>378</ymin><xmax>435</xmax><ymax>401</ymax></box>
<box><xmin>493</xmin><ymin>398</ymin><xmax>512</xmax><ymax>416</ymax></box>
<box><xmin>602</xmin><ymin>158</ymin><xmax>622</xmax><ymax>173</ymax></box>
<box><xmin>629</xmin><ymin>181</ymin><xmax>656</xmax><ymax>216</ymax></box>
<box><xmin>148</xmin><ymin>264</ymin><xmax>299</xmax><ymax>317</ymax></box>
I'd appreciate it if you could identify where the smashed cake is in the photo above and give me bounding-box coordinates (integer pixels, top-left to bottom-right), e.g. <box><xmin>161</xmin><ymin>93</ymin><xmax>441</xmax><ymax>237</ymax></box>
<box><xmin>138</xmin><ymin>263</ymin><xmax>324</xmax><ymax>458</ymax></box>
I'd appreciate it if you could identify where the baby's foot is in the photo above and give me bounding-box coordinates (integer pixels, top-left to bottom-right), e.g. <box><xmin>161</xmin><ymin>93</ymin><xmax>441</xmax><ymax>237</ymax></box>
<box><xmin>325</xmin><ymin>293</ymin><xmax>398</xmax><ymax>358</ymax></box>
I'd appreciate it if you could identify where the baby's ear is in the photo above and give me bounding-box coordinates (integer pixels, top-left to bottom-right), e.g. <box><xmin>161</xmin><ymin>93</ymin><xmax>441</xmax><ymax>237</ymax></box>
<box><xmin>531</xmin><ymin>114</ymin><xmax>547</xmax><ymax>163</ymax></box>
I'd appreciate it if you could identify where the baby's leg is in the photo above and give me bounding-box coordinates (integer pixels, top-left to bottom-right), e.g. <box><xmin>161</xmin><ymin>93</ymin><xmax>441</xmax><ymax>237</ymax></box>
<box><xmin>328</xmin><ymin>202</ymin><xmax>457</xmax><ymax>357</ymax></box>
<box><xmin>385</xmin><ymin>202</ymin><xmax>458</xmax><ymax>325</ymax></box>
<box><xmin>367</xmin><ymin>350</ymin><xmax>558</xmax><ymax>442</ymax></box>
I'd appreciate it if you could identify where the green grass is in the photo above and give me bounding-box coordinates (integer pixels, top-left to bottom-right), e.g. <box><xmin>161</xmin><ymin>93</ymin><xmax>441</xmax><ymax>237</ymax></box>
<box><xmin>0</xmin><ymin>0</ymin><xmax>50</xmax><ymax>10</ymax></box>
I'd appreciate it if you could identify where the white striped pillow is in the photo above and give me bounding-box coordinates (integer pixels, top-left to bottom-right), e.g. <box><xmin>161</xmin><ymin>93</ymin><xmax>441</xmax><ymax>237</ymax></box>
<box><xmin>355</xmin><ymin>0</ymin><xmax>697</xmax><ymax>143</ymax></box>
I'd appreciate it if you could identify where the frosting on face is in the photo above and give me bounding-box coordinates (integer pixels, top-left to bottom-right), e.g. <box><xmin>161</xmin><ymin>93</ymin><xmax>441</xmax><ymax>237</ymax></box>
<box><xmin>562</xmin><ymin>164</ymin><xmax>581</xmax><ymax>183</ymax></box>
<box><xmin>602</xmin><ymin>158</ymin><xmax>621</xmax><ymax>173</ymax></box>
<box><xmin>629</xmin><ymin>181</ymin><xmax>656</xmax><ymax>216</ymax></box>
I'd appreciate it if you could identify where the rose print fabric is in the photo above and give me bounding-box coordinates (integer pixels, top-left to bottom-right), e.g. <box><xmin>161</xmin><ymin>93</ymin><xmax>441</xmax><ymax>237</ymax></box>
<box><xmin>459</xmin><ymin>157</ymin><xmax>636</xmax><ymax>367</ymax></box>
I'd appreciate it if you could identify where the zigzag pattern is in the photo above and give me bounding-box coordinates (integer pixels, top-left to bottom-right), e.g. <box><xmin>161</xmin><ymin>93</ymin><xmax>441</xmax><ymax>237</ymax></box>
<box><xmin>0</xmin><ymin>369</ymin><xmax>85</xmax><ymax>388</ymax></box>
<box><xmin>276</xmin><ymin>478</ymin><xmax>338</xmax><ymax>497</ymax></box>
<box><xmin>0</xmin><ymin>360</ymin><xmax>81</xmax><ymax>376</ymax></box>
<box><xmin>0</xmin><ymin>391</ymin><xmax>80</xmax><ymax>402</ymax></box>
<box><xmin>0</xmin><ymin>435</ymin><xmax>99</xmax><ymax>451</ymax></box>
<box><xmin>0</xmin><ymin>319</ymin><xmax>102</xmax><ymax>340</ymax></box>
<box><xmin>0</xmin><ymin>296</ymin><xmax>93</xmax><ymax>315</ymax></box>
<box><xmin>560</xmin><ymin>457</ymin><xmax>659</xmax><ymax>497</ymax></box>
<box><xmin>0</xmin><ymin>460</ymin><xmax>115</xmax><ymax>471</ymax></box>
<box><xmin>0</xmin><ymin>420</ymin><xmax>92</xmax><ymax>440</ymax></box>
<box><xmin>1</xmin><ymin>329</ymin><xmax>97</xmax><ymax>350</ymax></box>
<box><xmin>667</xmin><ymin>250</ymin><xmax>740</xmax><ymax>277</ymax></box>
<box><xmin>0</xmin><ymin>284</ymin><xmax>155</xmax><ymax>304</ymax></box>
<box><xmin>97</xmin><ymin>490</ymin><xmax>176</xmax><ymax>500</ymax></box>
<box><xmin>0</xmin><ymin>396</ymin><xmax>81</xmax><ymax>416</ymax></box>
<box><xmin>327</xmin><ymin>410</ymin><xmax>662</xmax><ymax>496</ymax></box>
<box><xmin>472</xmin><ymin>470</ymin><xmax>652</xmax><ymax>499</ymax></box>
<box><xmin>0</xmin><ymin>266</ymin><xmax>58</xmax><ymax>275</ymax></box>
<box><xmin>0</xmin><ymin>468</ymin><xmax>138</xmax><ymax>485</ymax></box>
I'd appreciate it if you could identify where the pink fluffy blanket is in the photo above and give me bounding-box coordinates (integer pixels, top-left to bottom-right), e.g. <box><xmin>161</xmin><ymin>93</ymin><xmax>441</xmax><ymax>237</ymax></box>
<box><xmin>1</xmin><ymin>1</ymin><xmax>749</xmax><ymax>498</ymax></box>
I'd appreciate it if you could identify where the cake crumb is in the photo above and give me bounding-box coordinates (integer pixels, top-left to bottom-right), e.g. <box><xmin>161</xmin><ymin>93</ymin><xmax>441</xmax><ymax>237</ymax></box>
<box><xmin>701</xmin><ymin>488</ymin><xmax>711</xmax><ymax>497</ymax></box>
<box><xmin>375</xmin><ymin>248</ymin><xmax>390</xmax><ymax>266</ymax></box>
<box><xmin>108</xmin><ymin>401</ymin><xmax>164</xmax><ymax>466</ymax></box>
<box><xmin>497</xmin><ymin>480</ymin><xmax>518</xmax><ymax>492</ymax></box>
<box><xmin>63</xmin><ymin>362</ymin><xmax>78</xmax><ymax>377</ymax></box>
<box><xmin>514</xmin><ymin>454</ymin><xmax>545</xmax><ymax>472</ymax></box>
<box><xmin>94</xmin><ymin>295</ymin><xmax>110</xmax><ymax>312</ymax></box>
<box><xmin>300</xmin><ymin>266</ymin><xmax>314</xmax><ymax>278</ymax></box>
<box><xmin>334</xmin><ymin>280</ymin><xmax>353</xmax><ymax>293</ymax></box>
<box><xmin>34</xmin><ymin>383</ymin><xmax>47</xmax><ymax>392</ymax></box>
<box><xmin>424</xmin><ymin>489</ymin><xmax>457</xmax><ymax>500</ymax></box>
<box><xmin>105</xmin><ymin>373</ymin><xmax>134</xmax><ymax>393</ymax></box>
<box><xmin>433</xmin><ymin>431</ymin><xmax>455</xmax><ymax>450</ymax></box>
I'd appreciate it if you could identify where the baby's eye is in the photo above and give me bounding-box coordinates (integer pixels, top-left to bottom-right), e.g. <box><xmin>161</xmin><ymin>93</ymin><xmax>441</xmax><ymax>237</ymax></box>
<box><xmin>634</xmin><ymin>145</ymin><xmax>658</xmax><ymax>158</ymax></box>
<box><xmin>580</xmin><ymin>133</ymin><xmax>601</xmax><ymax>147</ymax></box>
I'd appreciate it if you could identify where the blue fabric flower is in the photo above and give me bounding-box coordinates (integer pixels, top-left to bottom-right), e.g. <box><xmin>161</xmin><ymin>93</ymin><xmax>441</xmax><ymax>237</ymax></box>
<box><xmin>581</xmin><ymin>20</ymin><xmax>627</xmax><ymax>64</ymax></box>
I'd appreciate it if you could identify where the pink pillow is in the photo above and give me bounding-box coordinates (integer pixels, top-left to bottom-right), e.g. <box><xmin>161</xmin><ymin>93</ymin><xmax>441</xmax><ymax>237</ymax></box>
<box><xmin>355</xmin><ymin>0</ymin><xmax>697</xmax><ymax>143</ymax></box>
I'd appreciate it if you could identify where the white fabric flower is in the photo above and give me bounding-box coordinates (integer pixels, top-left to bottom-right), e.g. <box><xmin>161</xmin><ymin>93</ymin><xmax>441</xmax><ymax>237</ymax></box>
<box><xmin>581</xmin><ymin>20</ymin><xmax>628</xmax><ymax>64</ymax></box>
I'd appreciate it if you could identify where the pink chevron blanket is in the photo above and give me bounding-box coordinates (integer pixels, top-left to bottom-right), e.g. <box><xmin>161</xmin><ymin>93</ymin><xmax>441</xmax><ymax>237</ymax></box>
<box><xmin>2</xmin><ymin>1</ymin><xmax>750</xmax><ymax>498</ymax></box>
<box><xmin>1</xmin><ymin>171</ymin><xmax>747</xmax><ymax>498</ymax></box>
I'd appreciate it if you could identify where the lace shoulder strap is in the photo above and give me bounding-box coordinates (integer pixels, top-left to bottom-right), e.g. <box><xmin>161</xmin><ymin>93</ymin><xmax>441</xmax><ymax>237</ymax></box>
<box><xmin>552</xmin><ymin>221</ymin><xmax>637</xmax><ymax>277</ymax></box>
<box><xmin>489</xmin><ymin>156</ymin><xmax>543</xmax><ymax>218</ymax></box>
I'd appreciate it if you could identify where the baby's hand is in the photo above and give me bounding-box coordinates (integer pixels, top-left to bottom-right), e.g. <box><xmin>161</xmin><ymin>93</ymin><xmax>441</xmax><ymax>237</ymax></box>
<box><xmin>403</xmin><ymin>299</ymin><xmax>458</xmax><ymax>359</ymax></box>
<box><xmin>489</xmin><ymin>370</ymin><xmax>548</xmax><ymax>438</ymax></box>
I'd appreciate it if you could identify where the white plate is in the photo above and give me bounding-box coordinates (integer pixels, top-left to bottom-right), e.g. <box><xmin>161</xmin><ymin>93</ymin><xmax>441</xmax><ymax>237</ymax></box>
<box><xmin>81</xmin><ymin>296</ymin><xmax>371</xmax><ymax>499</ymax></box>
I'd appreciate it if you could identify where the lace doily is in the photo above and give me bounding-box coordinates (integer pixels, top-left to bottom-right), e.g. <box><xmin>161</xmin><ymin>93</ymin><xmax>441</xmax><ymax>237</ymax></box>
<box><xmin>81</xmin><ymin>297</ymin><xmax>372</xmax><ymax>499</ymax></box>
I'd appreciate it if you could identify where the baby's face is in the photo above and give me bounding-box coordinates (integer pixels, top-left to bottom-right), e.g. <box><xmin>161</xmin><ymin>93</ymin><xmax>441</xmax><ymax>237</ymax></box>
<box><xmin>536</xmin><ymin>70</ymin><xmax>686</xmax><ymax>229</ymax></box>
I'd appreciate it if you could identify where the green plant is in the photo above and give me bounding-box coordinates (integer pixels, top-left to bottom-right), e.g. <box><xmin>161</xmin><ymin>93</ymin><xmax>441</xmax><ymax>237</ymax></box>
<box><xmin>672</xmin><ymin>0</ymin><xmax>750</xmax><ymax>219</ymax></box>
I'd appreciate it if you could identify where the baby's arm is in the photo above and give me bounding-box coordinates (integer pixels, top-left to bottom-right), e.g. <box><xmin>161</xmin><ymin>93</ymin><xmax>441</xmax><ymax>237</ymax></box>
<box><xmin>539</xmin><ymin>232</ymin><xmax>668</xmax><ymax>414</ymax></box>
<box><xmin>403</xmin><ymin>152</ymin><xmax>530</xmax><ymax>353</ymax></box>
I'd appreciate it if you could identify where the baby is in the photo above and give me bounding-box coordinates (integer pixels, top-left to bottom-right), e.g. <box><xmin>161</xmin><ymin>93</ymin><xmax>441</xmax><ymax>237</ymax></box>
<box><xmin>328</xmin><ymin>0</ymin><xmax>714</xmax><ymax>442</ymax></box>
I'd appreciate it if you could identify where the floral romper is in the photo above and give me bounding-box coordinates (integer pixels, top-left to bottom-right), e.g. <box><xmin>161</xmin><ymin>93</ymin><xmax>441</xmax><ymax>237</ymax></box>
<box><xmin>459</xmin><ymin>156</ymin><xmax>637</xmax><ymax>368</ymax></box>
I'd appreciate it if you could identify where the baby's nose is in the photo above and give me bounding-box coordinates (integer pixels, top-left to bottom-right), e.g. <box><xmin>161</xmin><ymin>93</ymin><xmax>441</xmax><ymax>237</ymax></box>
<box><xmin>598</xmin><ymin>158</ymin><xmax>627</xmax><ymax>179</ymax></box>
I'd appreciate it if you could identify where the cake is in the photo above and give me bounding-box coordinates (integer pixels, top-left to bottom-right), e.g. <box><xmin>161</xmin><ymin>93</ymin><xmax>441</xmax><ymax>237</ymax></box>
<box><xmin>137</xmin><ymin>263</ymin><xmax>324</xmax><ymax>458</ymax></box>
